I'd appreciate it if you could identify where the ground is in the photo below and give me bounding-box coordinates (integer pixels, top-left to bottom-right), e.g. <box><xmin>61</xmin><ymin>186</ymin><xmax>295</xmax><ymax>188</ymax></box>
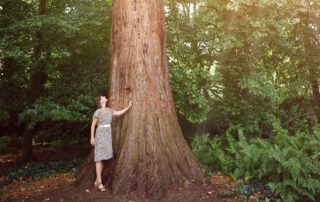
<box><xmin>0</xmin><ymin>146</ymin><xmax>260</xmax><ymax>202</ymax></box>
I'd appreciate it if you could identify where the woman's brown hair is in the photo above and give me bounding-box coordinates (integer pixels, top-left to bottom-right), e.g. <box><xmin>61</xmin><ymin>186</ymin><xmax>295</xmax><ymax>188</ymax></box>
<box><xmin>95</xmin><ymin>96</ymin><xmax>102</xmax><ymax>109</ymax></box>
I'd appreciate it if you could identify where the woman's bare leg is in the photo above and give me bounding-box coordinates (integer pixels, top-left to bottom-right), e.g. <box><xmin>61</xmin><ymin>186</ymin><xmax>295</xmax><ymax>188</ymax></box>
<box><xmin>95</xmin><ymin>161</ymin><xmax>103</xmax><ymax>183</ymax></box>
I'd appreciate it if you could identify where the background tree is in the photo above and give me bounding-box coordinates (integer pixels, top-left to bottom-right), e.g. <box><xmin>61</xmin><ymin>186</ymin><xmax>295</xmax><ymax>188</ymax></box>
<box><xmin>21</xmin><ymin>0</ymin><xmax>48</xmax><ymax>162</ymax></box>
<box><xmin>0</xmin><ymin>0</ymin><xmax>112</xmax><ymax>160</ymax></box>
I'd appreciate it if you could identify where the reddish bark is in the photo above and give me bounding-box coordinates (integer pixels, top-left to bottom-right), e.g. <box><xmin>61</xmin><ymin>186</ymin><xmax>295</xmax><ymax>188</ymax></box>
<box><xmin>75</xmin><ymin>0</ymin><xmax>204</xmax><ymax>199</ymax></box>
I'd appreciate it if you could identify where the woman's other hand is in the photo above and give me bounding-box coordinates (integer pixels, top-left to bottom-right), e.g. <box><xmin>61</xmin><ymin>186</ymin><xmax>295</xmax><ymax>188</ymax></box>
<box><xmin>90</xmin><ymin>137</ymin><xmax>95</xmax><ymax>146</ymax></box>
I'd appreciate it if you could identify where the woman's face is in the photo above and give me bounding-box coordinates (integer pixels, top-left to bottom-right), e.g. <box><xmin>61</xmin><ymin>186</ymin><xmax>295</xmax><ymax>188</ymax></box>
<box><xmin>100</xmin><ymin>96</ymin><xmax>107</xmax><ymax>103</ymax></box>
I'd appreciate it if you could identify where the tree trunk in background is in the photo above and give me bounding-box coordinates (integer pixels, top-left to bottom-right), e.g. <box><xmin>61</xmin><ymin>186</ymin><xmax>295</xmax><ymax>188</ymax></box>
<box><xmin>302</xmin><ymin>17</ymin><xmax>320</xmax><ymax>124</ymax></box>
<box><xmin>22</xmin><ymin>0</ymin><xmax>47</xmax><ymax>163</ymax></box>
<box><xmin>308</xmin><ymin>66</ymin><xmax>320</xmax><ymax>123</ymax></box>
<box><xmin>75</xmin><ymin>0</ymin><xmax>205</xmax><ymax>198</ymax></box>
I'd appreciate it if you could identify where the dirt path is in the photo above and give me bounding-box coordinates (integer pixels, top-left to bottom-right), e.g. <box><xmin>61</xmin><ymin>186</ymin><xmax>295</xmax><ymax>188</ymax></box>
<box><xmin>1</xmin><ymin>146</ymin><xmax>258</xmax><ymax>202</ymax></box>
<box><xmin>1</xmin><ymin>173</ymin><xmax>245</xmax><ymax>202</ymax></box>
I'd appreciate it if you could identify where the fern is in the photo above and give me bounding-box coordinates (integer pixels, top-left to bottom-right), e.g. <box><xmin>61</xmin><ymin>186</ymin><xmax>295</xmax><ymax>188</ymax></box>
<box><xmin>191</xmin><ymin>125</ymin><xmax>320</xmax><ymax>201</ymax></box>
<box><xmin>230</xmin><ymin>129</ymin><xmax>320</xmax><ymax>201</ymax></box>
<box><xmin>191</xmin><ymin>133</ymin><xmax>234</xmax><ymax>175</ymax></box>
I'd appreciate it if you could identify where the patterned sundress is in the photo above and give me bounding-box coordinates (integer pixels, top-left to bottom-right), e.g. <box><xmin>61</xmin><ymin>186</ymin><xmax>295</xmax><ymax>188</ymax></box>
<box><xmin>93</xmin><ymin>107</ymin><xmax>114</xmax><ymax>162</ymax></box>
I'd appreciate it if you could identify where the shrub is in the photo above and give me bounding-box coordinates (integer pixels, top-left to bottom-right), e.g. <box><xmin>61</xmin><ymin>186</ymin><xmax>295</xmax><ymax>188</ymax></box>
<box><xmin>191</xmin><ymin>133</ymin><xmax>234</xmax><ymax>175</ymax></box>
<box><xmin>230</xmin><ymin>126</ymin><xmax>320</xmax><ymax>201</ymax></box>
<box><xmin>191</xmin><ymin>125</ymin><xmax>320</xmax><ymax>201</ymax></box>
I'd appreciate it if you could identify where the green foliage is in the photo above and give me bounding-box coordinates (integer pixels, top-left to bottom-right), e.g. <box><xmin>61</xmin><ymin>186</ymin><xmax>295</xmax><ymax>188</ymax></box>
<box><xmin>191</xmin><ymin>133</ymin><xmax>234</xmax><ymax>175</ymax></box>
<box><xmin>18</xmin><ymin>96</ymin><xmax>93</xmax><ymax>128</ymax></box>
<box><xmin>231</xmin><ymin>127</ymin><xmax>320</xmax><ymax>201</ymax></box>
<box><xmin>191</xmin><ymin>132</ymin><xmax>276</xmax><ymax>200</ymax></box>
<box><xmin>233</xmin><ymin>180</ymin><xmax>274</xmax><ymax>200</ymax></box>
<box><xmin>192</xmin><ymin>123</ymin><xmax>320</xmax><ymax>201</ymax></box>
<box><xmin>165</xmin><ymin>0</ymin><xmax>320</xmax><ymax>139</ymax></box>
<box><xmin>234</xmin><ymin>128</ymin><xmax>320</xmax><ymax>201</ymax></box>
<box><xmin>166</xmin><ymin>1</ymin><xmax>222</xmax><ymax>123</ymax></box>
<box><xmin>169</xmin><ymin>66</ymin><xmax>213</xmax><ymax>123</ymax></box>
<box><xmin>0</xmin><ymin>0</ymin><xmax>112</xmax><ymax>127</ymax></box>
<box><xmin>2</xmin><ymin>0</ymin><xmax>320</xmax><ymax>134</ymax></box>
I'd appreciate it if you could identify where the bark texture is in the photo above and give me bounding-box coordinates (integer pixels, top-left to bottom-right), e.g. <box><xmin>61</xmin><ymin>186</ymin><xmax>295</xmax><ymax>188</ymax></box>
<box><xmin>75</xmin><ymin>0</ymin><xmax>205</xmax><ymax>198</ymax></box>
<box><xmin>108</xmin><ymin>0</ymin><xmax>205</xmax><ymax>197</ymax></box>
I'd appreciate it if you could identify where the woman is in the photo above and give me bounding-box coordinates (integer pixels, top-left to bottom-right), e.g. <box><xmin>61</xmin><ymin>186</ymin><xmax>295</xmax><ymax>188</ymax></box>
<box><xmin>90</xmin><ymin>95</ymin><xmax>132</xmax><ymax>191</ymax></box>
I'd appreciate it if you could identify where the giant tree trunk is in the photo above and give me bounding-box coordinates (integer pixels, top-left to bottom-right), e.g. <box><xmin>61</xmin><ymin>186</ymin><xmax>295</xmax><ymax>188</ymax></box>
<box><xmin>75</xmin><ymin>0</ymin><xmax>205</xmax><ymax>198</ymax></box>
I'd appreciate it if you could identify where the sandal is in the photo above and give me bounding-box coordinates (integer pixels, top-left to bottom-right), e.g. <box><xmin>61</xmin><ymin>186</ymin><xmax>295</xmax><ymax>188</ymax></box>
<box><xmin>94</xmin><ymin>181</ymin><xmax>107</xmax><ymax>192</ymax></box>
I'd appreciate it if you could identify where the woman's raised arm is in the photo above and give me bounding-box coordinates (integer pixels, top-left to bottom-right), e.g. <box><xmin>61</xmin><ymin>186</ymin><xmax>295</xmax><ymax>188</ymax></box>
<box><xmin>113</xmin><ymin>101</ymin><xmax>132</xmax><ymax>116</ymax></box>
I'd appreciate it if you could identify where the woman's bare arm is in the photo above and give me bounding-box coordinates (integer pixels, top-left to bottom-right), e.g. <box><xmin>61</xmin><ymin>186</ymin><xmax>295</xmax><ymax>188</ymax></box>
<box><xmin>113</xmin><ymin>101</ymin><xmax>132</xmax><ymax>116</ymax></box>
<box><xmin>90</xmin><ymin>117</ymin><xmax>98</xmax><ymax>145</ymax></box>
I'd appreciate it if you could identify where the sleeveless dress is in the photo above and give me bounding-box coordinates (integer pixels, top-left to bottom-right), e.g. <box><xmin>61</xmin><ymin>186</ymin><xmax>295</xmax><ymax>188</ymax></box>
<box><xmin>93</xmin><ymin>107</ymin><xmax>114</xmax><ymax>162</ymax></box>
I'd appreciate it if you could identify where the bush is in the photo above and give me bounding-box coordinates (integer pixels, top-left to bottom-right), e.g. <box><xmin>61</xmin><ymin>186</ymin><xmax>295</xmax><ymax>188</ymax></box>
<box><xmin>191</xmin><ymin>133</ymin><xmax>234</xmax><ymax>175</ymax></box>
<box><xmin>191</xmin><ymin>125</ymin><xmax>320</xmax><ymax>201</ymax></box>
<box><xmin>231</xmin><ymin>126</ymin><xmax>320</xmax><ymax>202</ymax></box>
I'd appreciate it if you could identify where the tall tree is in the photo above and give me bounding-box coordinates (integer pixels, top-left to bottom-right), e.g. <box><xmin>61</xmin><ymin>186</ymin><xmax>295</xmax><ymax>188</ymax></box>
<box><xmin>1</xmin><ymin>0</ymin><xmax>113</xmax><ymax>160</ymax></box>
<box><xmin>22</xmin><ymin>0</ymin><xmax>48</xmax><ymax>162</ymax></box>
<box><xmin>75</xmin><ymin>0</ymin><xmax>205</xmax><ymax>198</ymax></box>
<box><xmin>302</xmin><ymin>15</ymin><xmax>320</xmax><ymax>123</ymax></box>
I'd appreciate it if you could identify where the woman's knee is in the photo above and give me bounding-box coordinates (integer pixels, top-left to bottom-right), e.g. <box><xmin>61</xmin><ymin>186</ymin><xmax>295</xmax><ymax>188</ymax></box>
<box><xmin>95</xmin><ymin>160</ymin><xmax>102</xmax><ymax>164</ymax></box>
